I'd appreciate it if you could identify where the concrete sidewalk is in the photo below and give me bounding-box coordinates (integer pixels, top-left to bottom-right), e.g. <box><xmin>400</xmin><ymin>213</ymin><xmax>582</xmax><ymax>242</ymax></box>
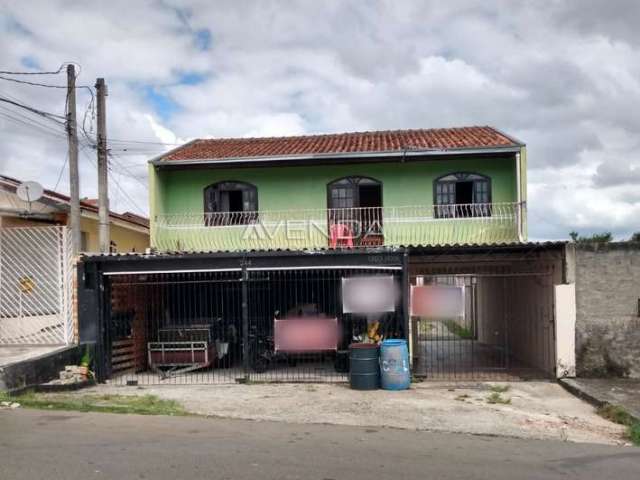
<box><xmin>0</xmin><ymin>345</ymin><xmax>64</xmax><ymax>367</ymax></box>
<box><xmin>80</xmin><ymin>380</ymin><xmax>628</xmax><ymax>445</ymax></box>
<box><xmin>560</xmin><ymin>378</ymin><xmax>640</xmax><ymax>421</ymax></box>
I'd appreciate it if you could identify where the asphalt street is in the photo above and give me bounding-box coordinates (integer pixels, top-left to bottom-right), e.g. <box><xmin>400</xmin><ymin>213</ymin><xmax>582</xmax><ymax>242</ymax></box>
<box><xmin>1</xmin><ymin>409</ymin><xmax>639</xmax><ymax>479</ymax></box>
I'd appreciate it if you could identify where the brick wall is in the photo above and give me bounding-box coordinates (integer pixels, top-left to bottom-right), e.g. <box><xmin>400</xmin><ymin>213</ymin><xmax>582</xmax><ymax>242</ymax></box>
<box><xmin>574</xmin><ymin>243</ymin><xmax>640</xmax><ymax>377</ymax></box>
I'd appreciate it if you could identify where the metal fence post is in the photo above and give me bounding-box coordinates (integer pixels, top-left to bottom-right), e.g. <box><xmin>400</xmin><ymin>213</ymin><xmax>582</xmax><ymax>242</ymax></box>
<box><xmin>402</xmin><ymin>250</ymin><xmax>410</xmax><ymax>342</ymax></box>
<box><xmin>241</xmin><ymin>259</ymin><xmax>250</xmax><ymax>381</ymax></box>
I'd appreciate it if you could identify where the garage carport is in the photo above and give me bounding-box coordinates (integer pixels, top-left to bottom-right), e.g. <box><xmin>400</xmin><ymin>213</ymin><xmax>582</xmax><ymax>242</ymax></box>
<box><xmin>78</xmin><ymin>250</ymin><xmax>408</xmax><ymax>385</ymax></box>
<box><xmin>408</xmin><ymin>242</ymin><xmax>568</xmax><ymax>380</ymax></box>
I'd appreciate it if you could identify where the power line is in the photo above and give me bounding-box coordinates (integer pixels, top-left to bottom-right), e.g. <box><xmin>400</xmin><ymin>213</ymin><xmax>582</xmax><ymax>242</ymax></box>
<box><xmin>0</xmin><ymin>103</ymin><xmax>66</xmax><ymax>132</ymax></box>
<box><xmin>108</xmin><ymin>138</ymin><xmax>184</xmax><ymax>146</ymax></box>
<box><xmin>0</xmin><ymin>72</ymin><xmax>96</xmax><ymax>141</ymax></box>
<box><xmin>0</xmin><ymin>105</ymin><xmax>94</xmax><ymax>150</ymax></box>
<box><xmin>80</xmin><ymin>147</ymin><xmax>146</xmax><ymax>215</ymax></box>
<box><xmin>0</xmin><ymin>74</ymin><xmax>93</xmax><ymax>92</ymax></box>
<box><xmin>52</xmin><ymin>150</ymin><xmax>70</xmax><ymax>192</ymax></box>
<box><xmin>0</xmin><ymin>95</ymin><xmax>66</xmax><ymax>122</ymax></box>
<box><xmin>108</xmin><ymin>152</ymin><xmax>149</xmax><ymax>190</ymax></box>
<box><xmin>0</xmin><ymin>109</ymin><xmax>68</xmax><ymax>140</ymax></box>
<box><xmin>0</xmin><ymin>62</ymin><xmax>78</xmax><ymax>76</ymax></box>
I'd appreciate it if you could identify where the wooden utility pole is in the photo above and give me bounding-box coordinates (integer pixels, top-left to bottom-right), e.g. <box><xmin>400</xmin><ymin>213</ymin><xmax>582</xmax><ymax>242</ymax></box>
<box><xmin>66</xmin><ymin>64</ymin><xmax>81</xmax><ymax>254</ymax></box>
<box><xmin>95</xmin><ymin>78</ymin><xmax>110</xmax><ymax>253</ymax></box>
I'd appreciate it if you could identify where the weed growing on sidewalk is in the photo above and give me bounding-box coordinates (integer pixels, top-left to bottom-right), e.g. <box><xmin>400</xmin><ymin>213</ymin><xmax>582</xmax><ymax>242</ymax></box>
<box><xmin>0</xmin><ymin>391</ymin><xmax>187</xmax><ymax>416</ymax></box>
<box><xmin>489</xmin><ymin>385</ymin><xmax>510</xmax><ymax>393</ymax></box>
<box><xmin>486</xmin><ymin>392</ymin><xmax>511</xmax><ymax>405</ymax></box>
<box><xmin>629</xmin><ymin>423</ymin><xmax>640</xmax><ymax>446</ymax></box>
<box><xmin>597</xmin><ymin>404</ymin><xmax>640</xmax><ymax>446</ymax></box>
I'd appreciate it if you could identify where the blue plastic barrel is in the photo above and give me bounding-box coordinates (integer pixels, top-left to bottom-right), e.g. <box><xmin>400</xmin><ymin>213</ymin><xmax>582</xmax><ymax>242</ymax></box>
<box><xmin>379</xmin><ymin>339</ymin><xmax>410</xmax><ymax>390</ymax></box>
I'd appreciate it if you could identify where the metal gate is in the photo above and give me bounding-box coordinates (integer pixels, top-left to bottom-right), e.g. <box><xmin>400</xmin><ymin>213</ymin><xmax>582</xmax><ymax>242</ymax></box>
<box><xmin>411</xmin><ymin>273</ymin><xmax>556</xmax><ymax>380</ymax></box>
<box><xmin>105</xmin><ymin>266</ymin><xmax>405</xmax><ymax>385</ymax></box>
<box><xmin>106</xmin><ymin>271</ymin><xmax>244</xmax><ymax>385</ymax></box>
<box><xmin>0</xmin><ymin>226</ymin><xmax>74</xmax><ymax>345</ymax></box>
<box><xmin>246</xmin><ymin>267</ymin><xmax>404</xmax><ymax>383</ymax></box>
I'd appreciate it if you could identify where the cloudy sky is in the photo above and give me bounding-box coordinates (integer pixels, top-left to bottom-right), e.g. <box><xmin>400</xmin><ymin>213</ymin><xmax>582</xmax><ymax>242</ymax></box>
<box><xmin>1</xmin><ymin>0</ymin><xmax>639</xmax><ymax>240</ymax></box>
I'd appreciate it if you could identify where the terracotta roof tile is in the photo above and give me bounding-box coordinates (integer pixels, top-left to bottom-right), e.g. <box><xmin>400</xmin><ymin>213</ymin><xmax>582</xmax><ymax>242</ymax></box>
<box><xmin>0</xmin><ymin>174</ymin><xmax>149</xmax><ymax>230</ymax></box>
<box><xmin>160</xmin><ymin>126</ymin><xmax>520</xmax><ymax>162</ymax></box>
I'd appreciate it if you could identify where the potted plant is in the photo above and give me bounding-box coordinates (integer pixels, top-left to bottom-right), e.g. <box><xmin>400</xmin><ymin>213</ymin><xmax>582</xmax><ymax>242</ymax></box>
<box><xmin>78</xmin><ymin>348</ymin><xmax>92</xmax><ymax>378</ymax></box>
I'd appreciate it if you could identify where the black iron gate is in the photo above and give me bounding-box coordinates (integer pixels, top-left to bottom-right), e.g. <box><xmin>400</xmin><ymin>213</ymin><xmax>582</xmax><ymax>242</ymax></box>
<box><xmin>106</xmin><ymin>270</ymin><xmax>245</xmax><ymax>385</ymax></box>
<box><xmin>101</xmin><ymin>265</ymin><xmax>405</xmax><ymax>385</ymax></box>
<box><xmin>410</xmin><ymin>273</ymin><xmax>556</xmax><ymax>380</ymax></box>
<box><xmin>246</xmin><ymin>267</ymin><xmax>404</xmax><ymax>382</ymax></box>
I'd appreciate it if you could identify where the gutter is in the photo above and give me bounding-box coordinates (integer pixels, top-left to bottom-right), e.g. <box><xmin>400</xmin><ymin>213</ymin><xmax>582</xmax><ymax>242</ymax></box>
<box><xmin>0</xmin><ymin>208</ymin><xmax>56</xmax><ymax>221</ymax></box>
<box><xmin>515</xmin><ymin>152</ymin><xmax>524</xmax><ymax>242</ymax></box>
<box><xmin>150</xmin><ymin>145</ymin><xmax>522</xmax><ymax>167</ymax></box>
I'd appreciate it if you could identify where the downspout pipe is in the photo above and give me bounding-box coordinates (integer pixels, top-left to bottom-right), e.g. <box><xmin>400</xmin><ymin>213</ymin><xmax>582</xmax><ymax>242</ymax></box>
<box><xmin>515</xmin><ymin>152</ymin><xmax>524</xmax><ymax>242</ymax></box>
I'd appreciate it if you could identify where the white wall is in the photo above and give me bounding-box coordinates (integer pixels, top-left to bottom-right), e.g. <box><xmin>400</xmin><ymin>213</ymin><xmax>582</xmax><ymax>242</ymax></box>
<box><xmin>555</xmin><ymin>283</ymin><xmax>576</xmax><ymax>378</ymax></box>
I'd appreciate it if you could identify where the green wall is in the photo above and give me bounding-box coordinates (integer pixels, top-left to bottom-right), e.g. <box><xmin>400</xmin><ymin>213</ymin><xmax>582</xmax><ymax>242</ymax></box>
<box><xmin>156</xmin><ymin>156</ymin><xmax>518</xmax><ymax>215</ymax></box>
<box><xmin>150</xmin><ymin>155</ymin><xmax>524</xmax><ymax>251</ymax></box>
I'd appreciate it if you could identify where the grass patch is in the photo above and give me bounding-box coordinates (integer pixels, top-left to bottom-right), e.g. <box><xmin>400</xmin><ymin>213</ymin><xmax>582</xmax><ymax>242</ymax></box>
<box><xmin>489</xmin><ymin>384</ymin><xmax>510</xmax><ymax>393</ymax></box>
<box><xmin>442</xmin><ymin>319</ymin><xmax>473</xmax><ymax>339</ymax></box>
<box><xmin>0</xmin><ymin>391</ymin><xmax>187</xmax><ymax>416</ymax></box>
<box><xmin>486</xmin><ymin>392</ymin><xmax>511</xmax><ymax>405</ymax></box>
<box><xmin>597</xmin><ymin>404</ymin><xmax>635</xmax><ymax>425</ymax></box>
<box><xmin>629</xmin><ymin>423</ymin><xmax>640</xmax><ymax>446</ymax></box>
<box><xmin>597</xmin><ymin>404</ymin><xmax>640</xmax><ymax>446</ymax></box>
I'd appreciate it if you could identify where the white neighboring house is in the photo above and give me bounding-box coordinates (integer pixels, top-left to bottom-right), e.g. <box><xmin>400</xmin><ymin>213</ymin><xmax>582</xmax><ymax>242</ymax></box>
<box><xmin>0</xmin><ymin>174</ymin><xmax>149</xmax><ymax>345</ymax></box>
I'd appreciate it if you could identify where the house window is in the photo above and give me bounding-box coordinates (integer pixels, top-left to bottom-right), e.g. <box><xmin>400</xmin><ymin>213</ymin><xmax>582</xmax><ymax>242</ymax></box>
<box><xmin>328</xmin><ymin>176</ymin><xmax>382</xmax><ymax>210</ymax></box>
<box><xmin>204</xmin><ymin>181</ymin><xmax>258</xmax><ymax>226</ymax></box>
<box><xmin>327</xmin><ymin>176</ymin><xmax>383</xmax><ymax>245</ymax></box>
<box><xmin>434</xmin><ymin>173</ymin><xmax>491</xmax><ymax>217</ymax></box>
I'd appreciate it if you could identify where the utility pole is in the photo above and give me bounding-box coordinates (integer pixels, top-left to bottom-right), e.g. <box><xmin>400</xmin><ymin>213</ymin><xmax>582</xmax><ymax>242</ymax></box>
<box><xmin>95</xmin><ymin>78</ymin><xmax>110</xmax><ymax>253</ymax></box>
<box><xmin>66</xmin><ymin>64</ymin><xmax>81</xmax><ymax>255</ymax></box>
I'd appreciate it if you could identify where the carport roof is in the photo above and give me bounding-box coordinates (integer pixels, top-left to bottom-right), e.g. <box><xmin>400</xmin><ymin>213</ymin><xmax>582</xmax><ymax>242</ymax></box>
<box><xmin>81</xmin><ymin>242</ymin><xmax>568</xmax><ymax>261</ymax></box>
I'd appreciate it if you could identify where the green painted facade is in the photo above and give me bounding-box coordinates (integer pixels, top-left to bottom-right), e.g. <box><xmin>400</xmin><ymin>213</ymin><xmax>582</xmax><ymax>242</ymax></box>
<box><xmin>149</xmin><ymin>153</ymin><xmax>526</xmax><ymax>251</ymax></box>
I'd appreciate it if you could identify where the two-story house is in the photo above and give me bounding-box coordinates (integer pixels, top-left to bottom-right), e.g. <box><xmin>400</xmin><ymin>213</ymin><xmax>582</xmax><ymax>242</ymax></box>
<box><xmin>148</xmin><ymin>126</ymin><xmax>527</xmax><ymax>252</ymax></box>
<box><xmin>79</xmin><ymin>126</ymin><xmax>571</xmax><ymax>386</ymax></box>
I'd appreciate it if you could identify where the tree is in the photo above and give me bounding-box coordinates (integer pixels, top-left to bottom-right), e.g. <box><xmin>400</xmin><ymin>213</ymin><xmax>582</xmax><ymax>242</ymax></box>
<box><xmin>568</xmin><ymin>231</ymin><xmax>613</xmax><ymax>243</ymax></box>
<box><xmin>630</xmin><ymin>232</ymin><xmax>640</xmax><ymax>242</ymax></box>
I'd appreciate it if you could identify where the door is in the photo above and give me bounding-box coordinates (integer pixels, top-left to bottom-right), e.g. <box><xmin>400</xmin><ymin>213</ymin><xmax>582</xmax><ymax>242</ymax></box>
<box><xmin>327</xmin><ymin>177</ymin><xmax>382</xmax><ymax>246</ymax></box>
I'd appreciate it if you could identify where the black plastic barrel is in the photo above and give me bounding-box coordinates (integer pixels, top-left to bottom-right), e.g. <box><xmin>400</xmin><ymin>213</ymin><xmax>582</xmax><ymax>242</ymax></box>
<box><xmin>349</xmin><ymin>343</ymin><xmax>380</xmax><ymax>390</ymax></box>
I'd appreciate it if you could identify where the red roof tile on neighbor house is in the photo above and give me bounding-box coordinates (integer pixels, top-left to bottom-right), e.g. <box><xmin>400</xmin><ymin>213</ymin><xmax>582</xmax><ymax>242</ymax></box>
<box><xmin>160</xmin><ymin>126</ymin><xmax>521</xmax><ymax>162</ymax></box>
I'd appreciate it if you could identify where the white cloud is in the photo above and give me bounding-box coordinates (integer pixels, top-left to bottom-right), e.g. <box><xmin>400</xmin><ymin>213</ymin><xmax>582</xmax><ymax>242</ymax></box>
<box><xmin>0</xmin><ymin>0</ymin><xmax>639</xmax><ymax>239</ymax></box>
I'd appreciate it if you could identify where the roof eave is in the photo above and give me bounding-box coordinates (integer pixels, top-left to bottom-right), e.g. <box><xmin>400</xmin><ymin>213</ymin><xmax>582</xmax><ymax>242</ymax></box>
<box><xmin>151</xmin><ymin>145</ymin><xmax>522</xmax><ymax>167</ymax></box>
<box><xmin>487</xmin><ymin>126</ymin><xmax>526</xmax><ymax>147</ymax></box>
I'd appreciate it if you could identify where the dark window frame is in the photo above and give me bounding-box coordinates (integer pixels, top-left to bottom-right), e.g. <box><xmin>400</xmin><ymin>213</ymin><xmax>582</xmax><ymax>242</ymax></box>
<box><xmin>203</xmin><ymin>181</ymin><xmax>258</xmax><ymax>226</ymax></box>
<box><xmin>433</xmin><ymin>172</ymin><xmax>492</xmax><ymax>218</ymax></box>
<box><xmin>326</xmin><ymin>175</ymin><xmax>383</xmax><ymax>210</ymax></box>
<box><xmin>326</xmin><ymin>176</ymin><xmax>384</xmax><ymax>245</ymax></box>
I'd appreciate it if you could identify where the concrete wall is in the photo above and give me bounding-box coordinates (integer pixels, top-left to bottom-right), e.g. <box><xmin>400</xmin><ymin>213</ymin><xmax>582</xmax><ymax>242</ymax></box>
<box><xmin>573</xmin><ymin>243</ymin><xmax>640</xmax><ymax>378</ymax></box>
<box><xmin>79</xmin><ymin>216</ymin><xmax>149</xmax><ymax>254</ymax></box>
<box><xmin>0</xmin><ymin>345</ymin><xmax>83</xmax><ymax>391</ymax></box>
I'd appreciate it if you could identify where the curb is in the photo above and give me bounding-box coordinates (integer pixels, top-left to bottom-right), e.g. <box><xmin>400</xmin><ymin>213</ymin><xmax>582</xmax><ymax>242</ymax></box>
<box><xmin>558</xmin><ymin>379</ymin><xmax>640</xmax><ymax>424</ymax></box>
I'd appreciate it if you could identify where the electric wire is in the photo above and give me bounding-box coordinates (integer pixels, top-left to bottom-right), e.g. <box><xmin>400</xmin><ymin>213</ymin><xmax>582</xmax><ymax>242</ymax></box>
<box><xmin>80</xmin><ymin>147</ymin><xmax>146</xmax><ymax>215</ymax></box>
<box><xmin>0</xmin><ymin>62</ymin><xmax>79</xmax><ymax>76</ymax></box>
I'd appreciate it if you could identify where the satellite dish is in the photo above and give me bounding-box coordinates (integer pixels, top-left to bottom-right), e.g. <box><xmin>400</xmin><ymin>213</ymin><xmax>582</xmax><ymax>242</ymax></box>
<box><xmin>16</xmin><ymin>181</ymin><xmax>44</xmax><ymax>204</ymax></box>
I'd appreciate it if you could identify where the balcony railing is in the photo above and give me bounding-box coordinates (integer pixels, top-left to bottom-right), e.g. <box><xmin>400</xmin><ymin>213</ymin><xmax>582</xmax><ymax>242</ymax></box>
<box><xmin>152</xmin><ymin>202</ymin><xmax>524</xmax><ymax>252</ymax></box>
